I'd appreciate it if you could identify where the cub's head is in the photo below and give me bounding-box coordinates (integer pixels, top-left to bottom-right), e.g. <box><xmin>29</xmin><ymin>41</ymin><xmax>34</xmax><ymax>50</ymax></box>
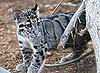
<box><xmin>13</xmin><ymin>4</ymin><xmax>39</xmax><ymax>25</ymax></box>
<box><xmin>13</xmin><ymin>4</ymin><xmax>40</xmax><ymax>39</ymax></box>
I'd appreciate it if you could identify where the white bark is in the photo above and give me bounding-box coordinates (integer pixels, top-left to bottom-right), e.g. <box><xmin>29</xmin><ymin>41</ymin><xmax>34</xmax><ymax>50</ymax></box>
<box><xmin>85</xmin><ymin>0</ymin><xmax>100</xmax><ymax>73</ymax></box>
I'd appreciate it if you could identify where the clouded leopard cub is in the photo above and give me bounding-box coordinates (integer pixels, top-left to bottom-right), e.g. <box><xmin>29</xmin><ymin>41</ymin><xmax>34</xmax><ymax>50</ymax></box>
<box><xmin>13</xmin><ymin>4</ymin><xmax>90</xmax><ymax>73</ymax></box>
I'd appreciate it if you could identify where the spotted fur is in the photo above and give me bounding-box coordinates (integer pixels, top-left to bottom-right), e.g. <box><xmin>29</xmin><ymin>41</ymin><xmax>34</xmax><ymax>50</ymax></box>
<box><xmin>13</xmin><ymin>4</ymin><xmax>90</xmax><ymax>73</ymax></box>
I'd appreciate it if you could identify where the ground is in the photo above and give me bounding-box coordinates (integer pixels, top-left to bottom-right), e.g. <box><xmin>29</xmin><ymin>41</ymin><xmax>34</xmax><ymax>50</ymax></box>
<box><xmin>0</xmin><ymin>0</ymin><xmax>96</xmax><ymax>73</ymax></box>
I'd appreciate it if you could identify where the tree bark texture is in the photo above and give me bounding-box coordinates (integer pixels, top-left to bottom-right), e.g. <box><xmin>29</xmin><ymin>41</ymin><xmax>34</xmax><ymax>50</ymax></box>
<box><xmin>85</xmin><ymin>0</ymin><xmax>100</xmax><ymax>73</ymax></box>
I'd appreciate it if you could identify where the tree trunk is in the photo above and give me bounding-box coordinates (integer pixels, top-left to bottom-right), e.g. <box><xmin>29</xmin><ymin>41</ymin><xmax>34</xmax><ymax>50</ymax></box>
<box><xmin>85</xmin><ymin>0</ymin><xmax>100</xmax><ymax>73</ymax></box>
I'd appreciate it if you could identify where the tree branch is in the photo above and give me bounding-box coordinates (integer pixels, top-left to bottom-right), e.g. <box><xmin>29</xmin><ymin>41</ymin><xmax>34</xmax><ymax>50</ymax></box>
<box><xmin>57</xmin><ymin>0</ymin><xmax>86</xmax><ymax>49</ymax></box>
<box><xmin>51</xmin><ymin>0</ymin><xmax>64</xmax><ymax>15</ymax></box>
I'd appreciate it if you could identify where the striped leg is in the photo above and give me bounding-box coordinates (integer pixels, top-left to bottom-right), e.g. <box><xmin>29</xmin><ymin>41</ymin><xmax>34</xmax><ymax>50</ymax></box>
<box><xmin>16</xmin><ymin>41</ymin><xmax>33</xmax><ymax>73</ymax></box>
<box><xmin>27</xmin><ymin>45</ymin><xmax>47</xmax><ymax>73</ymax></box>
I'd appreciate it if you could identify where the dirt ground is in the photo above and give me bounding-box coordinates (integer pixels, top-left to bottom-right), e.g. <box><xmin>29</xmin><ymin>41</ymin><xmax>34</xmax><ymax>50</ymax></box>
<box><xmin>0</xmin><ymin>0</ymin><xmax>96</xmax><ymax>73</ymax></box>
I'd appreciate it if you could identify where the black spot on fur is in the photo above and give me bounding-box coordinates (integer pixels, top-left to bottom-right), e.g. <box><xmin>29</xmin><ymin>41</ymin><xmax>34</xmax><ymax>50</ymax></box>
<box><xmin>40</xmin><ymin>44</ymin><xmax>43</xmax><ymax>46</ymax></box>
<box><xmin>19</xmin><ymin>46</ymin><xmax>23</xmax><ymax>48</ymax></box>
<box><xmin>41</xmin><ymin>39</ymin><xmax>44</xmax><ymax>43</ymax></box>
<box><xmin>42</xmin><ymin>56</ymin><xmax>45</xmax><ymax>61</ymax></box>
<box><xmin>32</xmin><ymin>63</ymin><xmax>38</xmax><ymax>68</ymax></box>
<box><xmin>44</xmin><ymin>41</ymin><xmax>47</xmax><ymax>44</ymax></box>
<box><xmin>34</xmin><ymin>54</ymin><xmax>37</xmax><ymax>57</ymax></box>
<box><xmin>41</xmin><ymin>46</ymin><xmax>44</xmax><ymax>48</ymax></box>
<box><xmin>27</xmin><ymin>20</ymin><xmax>31</xmax><ymax>22</ymax></box>
<box><xmin>26</xmin><ymin>60</ymin><xmax>30</xmax><ymax>63</ymax></box>
<box><xmin>34</xmin><ymin>54</ymin><xmax>39</xmax><ymax>58</ymax></box>
<box><xmin>22</xmin><ymin>49</ymin><xmax>26</xmax><ymax>54</ymax></box>
<box><xmin>40</xmin><ymin>50</ymin><xmax>43</xmax><ymax>56</ymax></box>
<box><xmin>19</xmin><ymin>24</ymin><xmax>25</xmax><ymax>28</ymax></box>
<box><xmin>36</xmin><ymin>52</ymin><xmax>39</xmax><ymax>54</ymax></box>
<box><xmin>22</xmin><ymin>50</ymin><xmax>32</xmax><ymax>54</ymax></box>
<box><xmin>34</xmin><ymin>46</ymin><xmax>38</xmax><ymax>49</ymax></box>
<box><xmin>19</xmin><ymin>41</ymin><xmax>23</xmax><ymax>44</ymax></box>
<box><xmin>37</xmin><ymin>63</ymin><xmax>40</xmax><ymax>65</ymax></box>
<box><xmin>35</xmin><ymin>59</ymin><xmax>40</xmax><ymax>63</ymax></box>
<box><xmin>45</xmin><ymin>48</ymin><xmax>48</xmax><ymax>52</ymax></box>
<box><xmin>24</xmin><ymin>55</ymin><xmax>29</xmax><ymax>59</ymax></box>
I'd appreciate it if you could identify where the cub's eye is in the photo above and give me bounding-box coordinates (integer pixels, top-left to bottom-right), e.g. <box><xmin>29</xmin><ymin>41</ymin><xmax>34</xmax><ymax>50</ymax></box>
<box><xmin>30</xmin><ymin>15</ymin><xmax>37</xmax><ymax>19</ymax></box>
<box><xmin>26</xmin><ymin>20</ymin><xmax>32</xmax><ymax>27</ymax></box>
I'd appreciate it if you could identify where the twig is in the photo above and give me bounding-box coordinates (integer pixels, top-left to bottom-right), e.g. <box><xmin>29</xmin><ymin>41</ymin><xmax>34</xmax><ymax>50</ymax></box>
<box><xmin>45</xmin><ymin>48</ymin><xmax>93</xmax><ymax>67</ymax></box>
<box><xmin>51</xmin><ymin>0</ymin><xmax>64</xmax><ymax>15</ymax></box>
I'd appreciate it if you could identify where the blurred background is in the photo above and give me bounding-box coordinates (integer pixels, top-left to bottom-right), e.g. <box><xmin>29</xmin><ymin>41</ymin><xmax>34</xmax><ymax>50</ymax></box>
<box><xmin>0</xmin><ymin>0</ymin><xmax>96</xmax><ymax>73</ymax></box>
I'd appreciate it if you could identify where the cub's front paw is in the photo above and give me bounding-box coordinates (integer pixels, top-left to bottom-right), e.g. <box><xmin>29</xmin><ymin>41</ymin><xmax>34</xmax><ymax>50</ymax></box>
<box><xmin>16</xmin><ymin>64</ymin><xmax>27</xmax><ymax>73</ymax></box>
<box><xmin>27</xmin><ymin>66</ymin><xmax>38</xmax><ymax>73</ymax></box>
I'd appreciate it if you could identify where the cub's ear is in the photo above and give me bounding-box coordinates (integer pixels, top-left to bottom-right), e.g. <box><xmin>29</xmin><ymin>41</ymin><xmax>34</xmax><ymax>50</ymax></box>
<box><xmin>13</xmin><ymin>10</ymin><xmax>25</xmax><ymax>20</ymax></box>
<box><xmin>31</xmin><ymin>3</ymin><xmax>39</xmax><ymax>11</ymax></box>
<box><xmin>13</xmin><ymin>10</ymin><xmax>25</xmax><ymax>23</ymax></box>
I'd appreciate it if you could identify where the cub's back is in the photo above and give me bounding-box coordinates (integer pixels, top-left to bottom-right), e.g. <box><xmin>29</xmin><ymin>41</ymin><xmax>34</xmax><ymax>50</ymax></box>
<box><xmin>39</xmin><ymin>12</ymin><xmax>74</xmax><ymax>48</ymax></box>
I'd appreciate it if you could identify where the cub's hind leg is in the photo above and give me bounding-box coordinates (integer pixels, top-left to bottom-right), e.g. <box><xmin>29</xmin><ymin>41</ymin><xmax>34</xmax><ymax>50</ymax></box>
<box><xmin>16</xmin><ymin>41</ymin><xmax>33</xmax><ymax>73</ymax></box>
